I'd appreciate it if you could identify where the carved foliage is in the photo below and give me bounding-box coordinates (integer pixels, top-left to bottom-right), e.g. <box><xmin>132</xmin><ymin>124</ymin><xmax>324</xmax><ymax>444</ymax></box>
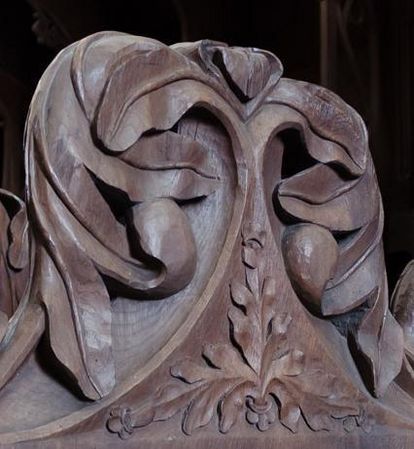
<box><xmin>0</xmin><ymin>32</ymin><xmax>410</xmax><ymax>441</ymax></box>
<box><xmin>355</xmin><ymin>281</ymin><xmax>404</xmax><ymax>397</ymax></box>
<box><xmin>25</xmin><ymin>35</ymin><xmax>236</xmax><ymax>400</ymax></box>
<box><xmin>0</xmin><ymin>190</ymin><xmax>30</xmax><ymax>348</ymax></box>
<box><xmin>0</xmin><ymin>33</ymin><xmax>283</xmax><ymax>403</ymax></box>
<box><xmin>108</xmin><ymin>227</ymin><xmax>361</xmax><ymax>438</ymax></box>
<box><xmin>275</xmin><ymin>80</ymin><xmax>404</xmax><ymax>397</ymax></box>
<box><xmin>391</xmin><ymin>261</ymin><xmax>414</xmax><ymax>396</ymax></box>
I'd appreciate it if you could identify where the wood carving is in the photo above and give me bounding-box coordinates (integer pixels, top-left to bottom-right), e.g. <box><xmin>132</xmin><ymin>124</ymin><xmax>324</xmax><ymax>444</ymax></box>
<box><xmin>107</xmin><ymin>225</ymin><xmax>362</xmax><ymax>438</ymax></box>
<box><xmin>0</xmin><ymin>31</ymin><xmax>413</xmax><ymax>448</ymax></box>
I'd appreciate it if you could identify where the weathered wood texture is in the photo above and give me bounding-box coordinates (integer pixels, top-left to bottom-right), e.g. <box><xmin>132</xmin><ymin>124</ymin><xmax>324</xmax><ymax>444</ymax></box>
<box><xmin>0</xmin><ymin>32</ymin><xmax>413</xmax><ymax>448</ymax></box>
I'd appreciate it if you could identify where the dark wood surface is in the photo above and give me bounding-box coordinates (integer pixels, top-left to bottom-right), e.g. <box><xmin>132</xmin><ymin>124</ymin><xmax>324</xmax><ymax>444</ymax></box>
<box><xmin>0</xmin><ymin>31</ymin><xmax>413</xmax><ymax>448</ymax></box>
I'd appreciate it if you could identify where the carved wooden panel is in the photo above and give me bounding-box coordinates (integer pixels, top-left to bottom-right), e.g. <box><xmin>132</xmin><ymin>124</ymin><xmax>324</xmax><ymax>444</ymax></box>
<box><xmin>0</xmin><ymin>32</ymin><xmax>413</xmax><ymax>448</ymax></box>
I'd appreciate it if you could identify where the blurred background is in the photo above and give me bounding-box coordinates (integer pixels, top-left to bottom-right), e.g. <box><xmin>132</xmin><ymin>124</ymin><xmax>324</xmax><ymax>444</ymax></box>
<box><xmin>0</xmin><ymin>0</ymin><xmax>412</xmax><ymax>289</ymax></box>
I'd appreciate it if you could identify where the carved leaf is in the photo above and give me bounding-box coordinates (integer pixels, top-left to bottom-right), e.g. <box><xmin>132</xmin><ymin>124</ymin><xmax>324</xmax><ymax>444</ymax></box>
<box><xmin>391</xmin><ymin>260</ymin><xmax>414</xmax><ymax>361</ymax></box>
<box><xmin>274</xmin><ymin>79</ymin><xmax>368</xmax><ymax>174</ymax></box>
<box><xmin>280</xmin><ymin>401</ymin><xmax>301</xmax><ymax>433</ymax></box>
<box><xmin>89</xmin><ymin>151</ymin><xmax>220</xmax><ymax>204</ymax></box>
<box><xmin>214</xmin><ymin>48</ymin><xmax>272</xmax><ymax>100</ymax></box>
<box><xmin>261</xmin><ymin>276</ymin><xmax>277</xmax><ymax>332</ymax></box>
<box><xmin>151</xmin><ymin>384</ymin><xmax>205</xmax><ymax>424</ymax></box>
<box><xmin>219</xmin><ymin>382</ymin><xmax>253</xmax><ymax>433</ymax></box>
<box><xmin>28</xmin><ymin>141</ymin><xmax>117</xmax><ymax>398</ymax></box>
<box><xmin>242</xmin><ymin>246</ymin><xmax>259</xmax><ymax>269</ymax></box>
<box><xmin>278</xmin><ymin>167</ymin><xmax>379</xmax><ymax>232</ymax></box>
<box><xmin>6</xmin><ymin>197</ymin><xmax>29</xmax><ymax>271</ymax></box>
<box><xmin>127</xmin><ymin>199</ymin><xmax>197</xmax><ymax>296</ymax></box>
<box><xmin>261</xmin><ymin>315</ymin><xmax>291</xmax><ymax>378</ymax></box>
<box><xmin>356</xmin><ymin>281</ymin><xmax>404</xmax><ymax>397</ymax></box>
<box><xmin>94</xmin><ymin>44</ymin><xmax>202</xmax><ymax>151</ymax></box>
<box><xmin>26</xmin><ymin>32</ymin><xmax>228</xmax><ymax>402</ymax></box>
<box><xmin>0</xmin><ymin>201</ymin><xmax>13</xmax><ymax>318</ymax></box>
<box><xmin>0</xmin><ymin>304</ymin><xmax>45</xmax><ymax>390</ymax></box>
<box><xmin>273</xmin><ymin>87</ymin><xmax>392</xmax><ymax>399</ymax></box>
<box><xmin>274</xmin><ymin>349</ymin><xmax>305</xmax><ymax>377</ymax></box>
<box><xmin>171</xmin><ymin>358</ymin><xmax>213</xmax><ymax>384</ymax></box>
<box><xmin>119</xmin><ymin>130</ymin><xmax>218</xmax><ymax>180</ymax></box>
<box><xmin>278</xmin><ymin>163</ymin><xmax>359</xmax><ymax>205</ymax></box>
<box><xmin>0</xmin><ymin>190</ymin><xmax>29</xmax><ymax>320</ymax></box>
<box><xmin>270</xmin><ymin>369</ymin><xmax>360</xmax><ymax>432</ymax></box>
<box><xmin>322</xmin><ymin>229</ymin><xmax>383</xmax><ymax>317</ymax></box>
<box><xmin>230</xmin><ymin>279</ymin><xmax>255</xmax><ymax>312</ymax></box>
<box><xmin>202</xmin><ymin>343</ymin><xmax>253</xmax><ymax>379</ymax></box>
<box><xmin>228</xmin><ymin>298</ymin><xmax>261</xmax><ymax>373</ymax></box>
<box><xmin>0</xmin><ymin>311</ymin><xmax>8</xmax><ymax>343</ymax></box>
<box><xmin>394</xmin><ymin>355</ymin><xmax>414</xmax><ymax>397</ymax></box>
<box><xmin>276</xmin><ymin>386</ymin><xmax>301</xmax><ymax>432</ymax></box>
<box><xmin>182</xmin><ymin>379</ymin><xmax>237</xmax><ymax>435</ymax></box>
<box><xmin>198</xmin><ymin>41</ymin><xmax>283</xmax><ymax>102</ymax></box>
<box><xmin>39</xmin><ymin>247</ymin><xmax>115</xmax><ymax>400</ymax></box>
<box><xmin>127</xmin><ymin>376</ymin><xmax>248</xmax><ymax>437</ymax></box>
<box><xmin>156</xmin><ymin>342</ymin><xmax>256</xmax><ymax>434</ymax></box>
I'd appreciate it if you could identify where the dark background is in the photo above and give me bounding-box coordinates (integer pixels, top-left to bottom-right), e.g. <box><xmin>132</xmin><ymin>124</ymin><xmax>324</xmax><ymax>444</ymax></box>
<box><xmin>0</xmin><ymin>0</ymin><xmax>412</xmax><ymax>290</ymax></box>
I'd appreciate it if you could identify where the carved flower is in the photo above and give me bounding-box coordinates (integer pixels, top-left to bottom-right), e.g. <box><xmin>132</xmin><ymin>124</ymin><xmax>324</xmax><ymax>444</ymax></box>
<box><xmin>107</xmin><ymin>407</ymin><xmax>134</xmax><ymax>440</ymax></box>
<box><xmin>246</xmin><ymin>397</ymin><xmax>277</xmax><ymax>431</ymax></box>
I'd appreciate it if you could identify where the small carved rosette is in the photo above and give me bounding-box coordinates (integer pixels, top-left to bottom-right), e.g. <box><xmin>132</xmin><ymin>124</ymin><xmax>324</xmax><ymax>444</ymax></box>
<box><xmin>0</xmin><ymin>32</ymin><xmax>412</xmax><ymax>446</ymax></box>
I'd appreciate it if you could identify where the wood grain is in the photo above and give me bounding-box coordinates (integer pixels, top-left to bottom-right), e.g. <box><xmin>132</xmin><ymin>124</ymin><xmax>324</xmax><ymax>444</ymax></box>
<box><xmin>0</xmin><ymin>31</ymin><xmax>413</xmax><ymax>448</ymax></box>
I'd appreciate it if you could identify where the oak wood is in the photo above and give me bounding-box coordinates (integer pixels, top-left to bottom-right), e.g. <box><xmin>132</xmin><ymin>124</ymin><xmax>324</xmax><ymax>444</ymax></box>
<box><xmin>0</xmin><ymin>31</ymin><xmax>413</xmax><ymax>448</ymax></box>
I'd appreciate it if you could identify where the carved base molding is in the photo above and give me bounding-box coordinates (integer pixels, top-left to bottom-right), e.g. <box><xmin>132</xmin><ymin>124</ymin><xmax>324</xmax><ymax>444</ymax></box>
<box><xmin>3</xmin><ymin>429</ymin><xmax>414</xmax><ymax>449</ymax></box>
